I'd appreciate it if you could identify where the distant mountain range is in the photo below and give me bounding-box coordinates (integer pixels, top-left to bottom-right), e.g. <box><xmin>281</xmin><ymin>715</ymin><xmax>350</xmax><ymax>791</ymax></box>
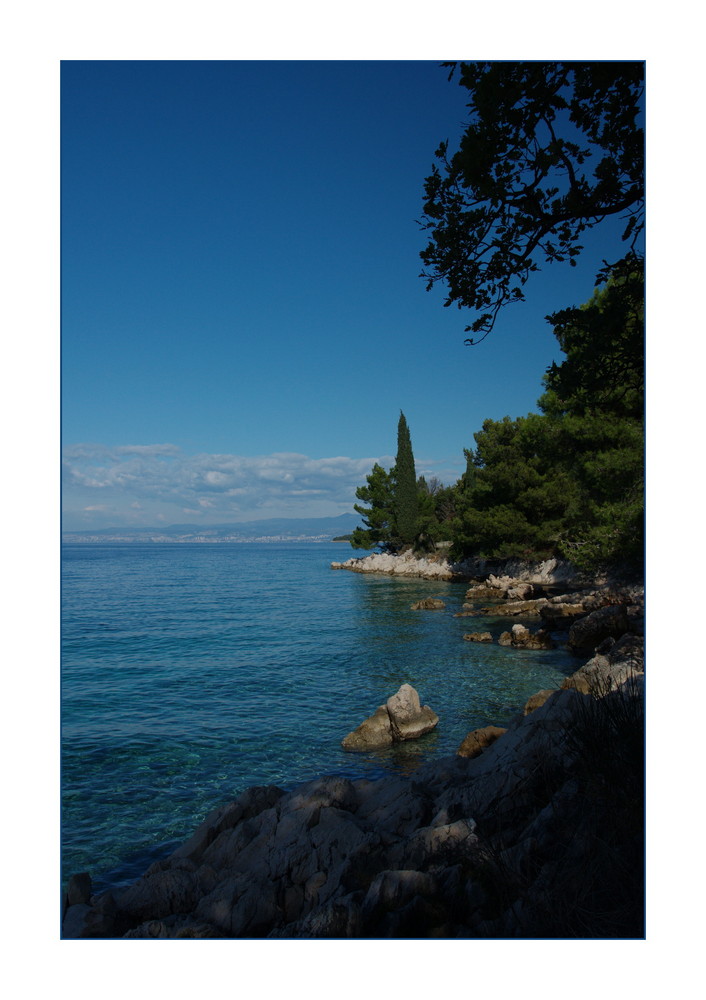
<box><xmin>62</xmin><ymin>513</ymin><xmax>360</xmax><ymax>543</ymax></box>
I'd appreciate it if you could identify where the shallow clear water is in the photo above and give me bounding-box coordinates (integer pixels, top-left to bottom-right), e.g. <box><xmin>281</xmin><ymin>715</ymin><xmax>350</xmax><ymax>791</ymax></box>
<box><xmin>61</xmin><ymin>542</ymin><xmax>576</xmax><ymax>892</ymax></box>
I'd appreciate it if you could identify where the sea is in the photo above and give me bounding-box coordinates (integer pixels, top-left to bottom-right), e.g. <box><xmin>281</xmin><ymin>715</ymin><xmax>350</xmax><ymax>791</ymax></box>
<box><xmin>61</xmin><ymin>541</ymin><xmax>578</xmax><ymax>894</ymax></box>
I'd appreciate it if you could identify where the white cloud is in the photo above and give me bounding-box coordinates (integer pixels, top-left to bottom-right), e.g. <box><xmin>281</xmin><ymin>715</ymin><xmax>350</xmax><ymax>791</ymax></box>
<box><xmin>115</xmin><ymin>444</ymin><xmax>182</xmax><ymax>457</ymax></box>
<box><xmin>62</xmin><ymin>443</ymin><xmax>393</xmax><ymax>528</ymax></box>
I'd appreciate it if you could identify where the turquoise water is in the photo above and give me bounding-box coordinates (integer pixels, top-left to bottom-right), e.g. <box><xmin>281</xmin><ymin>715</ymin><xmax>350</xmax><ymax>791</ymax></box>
<box><xmin>61</xmin><ymin>542</ymin><xmax>576</xmax><ymax>893</ymax></box>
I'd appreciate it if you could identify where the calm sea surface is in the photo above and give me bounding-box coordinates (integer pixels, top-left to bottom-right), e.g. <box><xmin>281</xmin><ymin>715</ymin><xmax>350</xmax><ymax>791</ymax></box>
<box><xmin>61</xmin><ymin>542</ymin><xmax>577</xmax><ymax>892</ymax></box>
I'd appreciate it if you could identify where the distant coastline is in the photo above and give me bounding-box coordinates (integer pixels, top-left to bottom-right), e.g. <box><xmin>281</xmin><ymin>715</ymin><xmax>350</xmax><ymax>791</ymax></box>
<box><xmin>62</xmin><ymin>514</ymin><xmax>360</xmax><ymax>546</ymax></box>
<box><xmin>62</xmin><ymin>534</ymin><xmax>347</xmax><ymax>544</ymax></box>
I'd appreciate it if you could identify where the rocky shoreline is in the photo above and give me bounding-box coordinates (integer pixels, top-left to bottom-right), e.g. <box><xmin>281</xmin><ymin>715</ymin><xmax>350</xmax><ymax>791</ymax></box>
<box><xmin>330</xmin><ymin>550</ymin><xmax>584</xmax><ymax>585</ymax></box>
<box><xmin>63</xmin><ymin>556</ymin><xmax>645</xmax><ymax>939</ymax></box>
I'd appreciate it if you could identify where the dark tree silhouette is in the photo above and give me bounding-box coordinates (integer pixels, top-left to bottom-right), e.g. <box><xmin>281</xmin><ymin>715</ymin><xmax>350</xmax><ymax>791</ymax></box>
<box><xmin>420</xmin><ymin>61</ymin><xmax>644</xmax><ymax>342</ymax></box>
<box><xmin>395</xmin><ymin>411</ymin><xmax>418</xmax><ymax>547</ymax></box>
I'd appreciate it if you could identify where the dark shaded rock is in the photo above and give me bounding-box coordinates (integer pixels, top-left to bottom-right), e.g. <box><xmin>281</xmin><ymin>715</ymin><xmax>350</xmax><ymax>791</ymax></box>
<box><xmin>116</xmin><ymin>867</ymin><xmax>202</xmax><ymax>924</ymax></box>
<box><xmin>83</xmin><ymin>892</ymin><xmax>118</xmax><ymax>937</ymax></box>
<box><xmin>562</xmin><ymin>634</ymin><xmax>645</xmax><ymax>695</ymax></box>
<box><xmin>64</xmin><ymin>872</ymin><xmax>92</xmax><ymax>908</ymax></box>
<box><xmin>403</xmin><ymin>818</ymin><xmax>478</xmax><ymax>867</ymax></box>
<box><xmin>608</xmin><ymin>633</ymin><xmax>645</xmax><ymax>670</ymax></box>
<box><xmin>170</xmin><ymin>784</ymin><xmax>285</xmax><ymax>864</ymax></box>
<box><xmin>568</xmin><ymin>604</ymin><xmax>630</xmax><ymax>655</ymax></box>
<box><xmin>354</xmin><ymin>775</ymin><xmax>433</xmax><ymax>841</ymax></box>
<box><xmin>285</xmin><ymin>775</ymin><xmax>358</xmax><ymax>813</ymax></box>
<box><xmin>201</xmin><ymin>805</ymin><xmax>279</xmax><ymax>873</ymax></box>
<box><xmin>62</xmin><ymin>903</ymin><xmax>92</xmax><ymax>939</ymax></box>
<box><xmin>463</xmin><ymin>631</ymin><xmax>493</xmax><ymax>643</ymax></box>
<box><xmin>362</xmin><ymin>869</ymin><xmax>438</xmax><ymax>919</ymax></box>
<box><xmin>195</xmin><ymin>873</ymin><xmax>280</xmax><ymax>936</ymax></box>
<box><xmin>280</xmin><ymin>892</ymin><xmax>364</xmax><ymax>938</ymax></box>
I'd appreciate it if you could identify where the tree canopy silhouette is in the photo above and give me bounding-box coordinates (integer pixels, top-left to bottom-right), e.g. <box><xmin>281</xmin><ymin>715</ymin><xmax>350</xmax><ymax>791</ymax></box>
<box><xmin>420</xmin><ymin>61</ymin><xmax>645</xmax><ymax>343</ymax></box>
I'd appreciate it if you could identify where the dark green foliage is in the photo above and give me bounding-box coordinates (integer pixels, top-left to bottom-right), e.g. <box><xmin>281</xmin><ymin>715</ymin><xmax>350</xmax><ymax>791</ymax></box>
<box><xmin>420</xmin><ymin>61</ymin><xmax>644</xmax><ymax>341</ymax></box>
<box><xmin>451</xmin><ymin>414</ymin><xmax>580</xmax><ymax>561</ymax></box>
<box><xmin>395</xmin><ymin>412</ymin><xmax>418</xmax><ymax>547</ymax></box>
<box><xmin>449</xmin><ymin>269</ymin><xmax>644</xmax><ymax>573</ymax></box>
<box><xmin>415</xmin><ymin>476</ymin><xmax>456</xmax><ymax>551</ymax></box>
<box><xmin>351</xmin><ymin>463</ymin><xmax>397</xmax><ymax>551</ymax></box>
<box><xmin>352</xmin><ymin>415</ymin><xmax>454</xmax><ymax>553</ymax></box>
<box><xmin>542</xmin><ymin>263</ymin><xmax>644</xmax><ymax>419</ymax></box>
<box><xmin>539</xmin><ymin>271</ymin><xmax>644</xmax><ymax>571</ymax></box>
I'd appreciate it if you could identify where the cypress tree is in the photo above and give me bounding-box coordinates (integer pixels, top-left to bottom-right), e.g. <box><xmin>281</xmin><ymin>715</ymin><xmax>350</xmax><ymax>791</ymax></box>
<box><xmin>395</xmin><ymin>411</ymin><xmax>418</xmax><ymax>547</ymax></box>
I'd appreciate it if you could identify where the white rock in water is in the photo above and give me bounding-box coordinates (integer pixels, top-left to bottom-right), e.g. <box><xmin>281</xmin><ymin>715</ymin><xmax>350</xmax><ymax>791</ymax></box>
<box><xmin>342</xmin><ymin>684</ymin><xmax>438</xmax><ymax>751</ymax></box>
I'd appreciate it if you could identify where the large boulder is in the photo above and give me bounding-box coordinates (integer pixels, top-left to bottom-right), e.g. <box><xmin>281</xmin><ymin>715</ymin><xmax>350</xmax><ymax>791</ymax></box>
<box><xmin>568</xmin><ymin>604</ymin><xmax>630</xmax><ymax>655</ymax></box>
<box><xmin>341</xmin><ymin>705</ymin><xmax>393</xmax><ymax>751</ymax></box>
<box><xmin>64</xmin><ymin>872</ymin><xmax>92</xmax><ymax>909</ymax></box>
<box><xmin>387</xmin><ymin>684</ymin><xmax>439</xmax><ymax>742</ymax></box>
<box><xmin>342</xmin><ymin>684</ymin><xmax>438</xmax><ymax>751</ymax></box>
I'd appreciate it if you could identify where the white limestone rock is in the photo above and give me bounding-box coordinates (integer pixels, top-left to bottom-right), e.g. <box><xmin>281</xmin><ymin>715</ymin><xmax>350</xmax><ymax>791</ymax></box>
<box><xmin>342</xmin><ymin>684</ymin><xmax>439</xmax><ymax>750</ymax></box>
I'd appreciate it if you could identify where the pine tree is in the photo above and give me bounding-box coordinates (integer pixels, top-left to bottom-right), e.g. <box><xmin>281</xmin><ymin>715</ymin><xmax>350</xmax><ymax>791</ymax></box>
<box><xmin>350</xmin><ymin>463</ymin><xmax>396</xmax><ymax>550</ymax></box>
<box><xmin>395</xmin><ymin>411</ymin><xmax>418</xmax><ymax>547</ymax></box>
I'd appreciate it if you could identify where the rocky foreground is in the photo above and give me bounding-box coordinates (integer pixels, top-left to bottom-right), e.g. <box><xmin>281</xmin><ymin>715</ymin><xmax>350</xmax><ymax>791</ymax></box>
<box><xmin>63</xmin><ymin>625</ymin><xmax>644</xmax><ymax>938</ymax></box>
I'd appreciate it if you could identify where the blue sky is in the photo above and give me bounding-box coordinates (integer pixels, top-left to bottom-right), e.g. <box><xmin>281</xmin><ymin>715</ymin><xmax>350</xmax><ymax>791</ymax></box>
<box><xmin>62</xmin><ymin>59</ymin><xmax>636</xmax><ymax>530</ymax></box>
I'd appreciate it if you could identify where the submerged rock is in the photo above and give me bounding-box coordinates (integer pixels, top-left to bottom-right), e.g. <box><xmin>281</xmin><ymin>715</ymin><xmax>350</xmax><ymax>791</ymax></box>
<box><xmin>463</xmin><ymin>632</ymin><xmax>493</xmax><ymax>643</ymax></box>
<box><xmin>411</xmin><ymin>597</ymin><xmax>446</xmax><ymax>610</ymax></box>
